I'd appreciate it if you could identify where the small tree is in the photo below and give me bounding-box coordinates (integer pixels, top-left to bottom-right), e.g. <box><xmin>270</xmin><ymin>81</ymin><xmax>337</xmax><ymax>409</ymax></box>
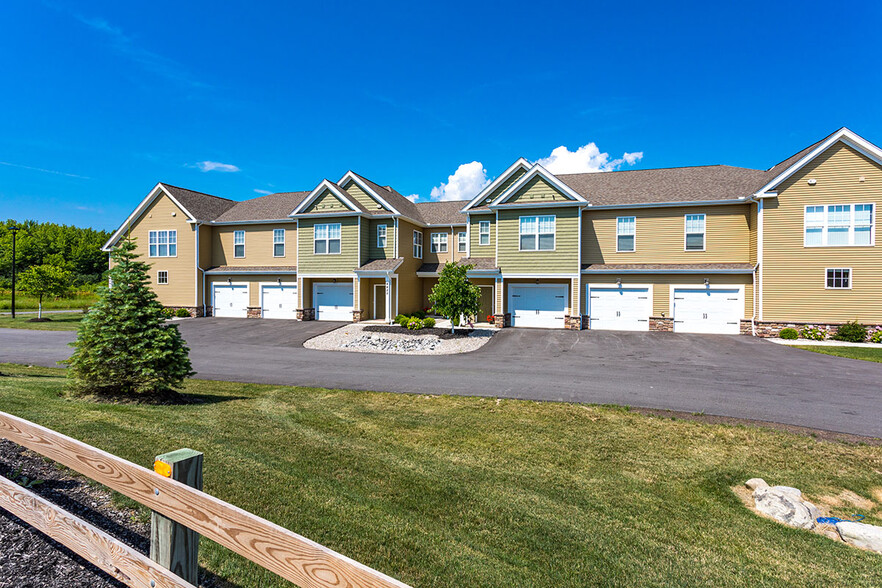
<box><xmin>18</xmin><ymin>264</ymin><xmax>71</xmax><ymax>319</ymax></box>
<box><xmin>65</xmin><ymin>237</ymin><xmax>194</xmax><ymax>401</ymax></box>
<box><xmin>428</xmin><ymin>262</ymin><xmax>481</xmax><ymax>333</ymax></box>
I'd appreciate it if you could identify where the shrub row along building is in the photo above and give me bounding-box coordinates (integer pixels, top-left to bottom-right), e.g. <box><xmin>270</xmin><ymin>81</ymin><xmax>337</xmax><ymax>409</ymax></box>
<box><xmin>104</xmin><ymin>128</ymin><xmax>882</xmax><ymax>336</ymax></box>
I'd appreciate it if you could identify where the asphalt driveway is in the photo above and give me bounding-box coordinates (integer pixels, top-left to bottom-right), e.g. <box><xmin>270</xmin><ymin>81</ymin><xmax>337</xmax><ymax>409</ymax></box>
<box><xmin>2</xmin><ymin>318</ymin><xmax>881</xmax><ymax>438</ymax></box>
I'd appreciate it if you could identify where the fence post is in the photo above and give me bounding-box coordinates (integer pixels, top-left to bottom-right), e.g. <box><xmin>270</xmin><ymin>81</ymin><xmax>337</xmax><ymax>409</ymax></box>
<box><xmin>150</xmin><ymin>448</ymin><xmax>203</xmax><ymax>584</ymax></box>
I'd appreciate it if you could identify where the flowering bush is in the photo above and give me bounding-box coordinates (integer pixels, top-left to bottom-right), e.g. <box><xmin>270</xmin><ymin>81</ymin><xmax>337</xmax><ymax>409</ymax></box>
<box><xmin>800</xmin><ymin>326</ymin><xmax>826</xmax><ymax>341</ymax></box>
<box><xmin>870</xmin><ymin>330</ymin><xmax>882</xmax><ymax>344</ymax></box>
<box><xmin>486</xmin><ymin>314</ymin><xmax>494</xmax><ymax>323</ymax></box>
<box><xmin>406</xmin><ymin>318</ymin><xmax>424</xmax><ymax>330</ymax></box>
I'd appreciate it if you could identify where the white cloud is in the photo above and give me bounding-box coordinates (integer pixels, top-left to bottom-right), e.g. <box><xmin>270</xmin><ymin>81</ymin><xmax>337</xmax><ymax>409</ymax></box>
<box><xmin>193</xmin><ymin>161</ymin><xmax>240</xmax><ymax>173</ymax></box>
<box><xmin>430</xmin><ymin>161</ymin><xmax>490</xmax><ymax>202</ymax></box>
<box><xmin>405</xmin><ymin>194</ymin><xmax>419</xmax><ymax>203</ymax></box>
<box><xmin>253</xmin><ymin>189</ymin><xmax>272</xmax><ymax>195</ymax></box>
<box><xmin>536</xmin><ymin>143</ymin><xmax>643</xmax><ymax>174</ymax></box>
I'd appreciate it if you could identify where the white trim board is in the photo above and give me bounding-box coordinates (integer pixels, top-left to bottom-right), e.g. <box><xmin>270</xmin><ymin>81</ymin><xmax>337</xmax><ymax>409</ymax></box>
<box><xmin>290</xmin><ymin>180</ymin><xmax>362</xmax><ymax>216</ymax></box>
<box><xmin>103</xmin><ymin>183</ymin><xmax>197</xmax><ymax>251</ymax></box>
<box><xmin>490</xmin><ymin>164</ymin><xmax>587</xmax><ymax>207</ymax></box>
<box><xmin>337</xmin><ymin>171</ymin><xmax>402</xmax><ymax>215</ymax></box>
<box><xmin>461</xmin><ymin>158</ymin><xmax>532</xmax><ymax>212</ymax></box>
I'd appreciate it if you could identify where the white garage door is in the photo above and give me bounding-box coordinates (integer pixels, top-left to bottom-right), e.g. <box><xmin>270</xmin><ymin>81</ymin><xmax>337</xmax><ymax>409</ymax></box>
<box><xmin>261</xmin><ymin>284</ymin><xmax>298</xmax><ymax>319</ymax></box>
<box><xmin>587</xmin><ymin>286</ymin><xmax>650</xmax><ymax>331</ymax></box>
<box><xmin>509</xmin><ymin>284</ymin><xmax>567</xmax><ymax>329</ymax></box>
<box><xmin>673</xmin><ymin>287</ymin><xmax>742</xmax><ymax>334</ymax></box>
<box><xmin>213</xmin><ymin>284</ymin><xmax>248</xmax><ymax>318</ymax></box>
<box><xmin>313</xmin><ymin>282</ymin><xmax>353</xmax><ymax>321</ymax></box>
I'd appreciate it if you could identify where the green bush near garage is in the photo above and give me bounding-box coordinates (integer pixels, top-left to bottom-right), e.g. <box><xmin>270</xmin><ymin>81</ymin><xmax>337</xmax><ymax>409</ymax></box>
<box><xmin>800</xmin><ymin>326</ymin><xmax>826</xmax><ymax>341</ymax></box>
<box><xmin>779</xmin><ymin>328</ymin><xmax>798</xmax><ymax>340</ymax></box>
<box><xmin>870</xmin><ymin>330</ymin><xmax>882</xmax><ymax>344</ymax></box>
<box><xmin>833</xmin><ymin>320</ymin><xmax>868</xmax><ymax>343</ymax></box>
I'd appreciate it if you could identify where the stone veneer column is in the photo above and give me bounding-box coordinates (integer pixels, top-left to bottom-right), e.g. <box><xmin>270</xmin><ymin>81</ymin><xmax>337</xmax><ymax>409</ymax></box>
<box><xmin>296</xmin><ymin>308</ymin><xmax>315</xmax><ymax>321</ymax></box>
<box><xmin>352</xmin><ymin>309</ymin><xmax>363</xmax><ymax>323</ymax></box>
<box><xmin>564</xmin><ymin>315</ymin><xmax>583</xmax><ymax>330</ymax></box>
<box><xmin>649</xmin><ymin>316</ymin><xmax>674</xmax><ymax>332</ymax></box>
<box><xmin>493</xmin><ymin>313</ymin><xmax>511</xmax><ymax>328</ymax></box>
<box><xmin>246</xmin><ymin>306</ymin><xmax>261</xmax><ymax>319</ymax></box>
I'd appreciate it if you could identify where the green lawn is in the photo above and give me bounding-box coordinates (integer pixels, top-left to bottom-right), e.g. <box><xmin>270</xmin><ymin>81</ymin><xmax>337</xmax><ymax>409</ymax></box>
<box><xmin>0</xmin><ymin>290</ymin><xmax>98</xmax><ymax>312</ymax></box>
<box><xmin>1</xmin><ymin>364</ymin><xmax>880</xmax><ymax>587</ymax></box>
<box><xmin>0</xmin><ymin>312</ymin><xmax>83</xmax><ymax>331</ymax></box>
<box><xmin>793</xmin><ymin>345</ymin><xmax>882</xmax><ymax>363</ymax></box>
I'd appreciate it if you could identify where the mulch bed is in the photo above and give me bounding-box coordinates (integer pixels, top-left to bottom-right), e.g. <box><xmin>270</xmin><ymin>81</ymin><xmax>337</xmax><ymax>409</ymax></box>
<box><xmin>0</xmin><ymin>439</ymin><xmax>228</xmax><ymax>587</ymax></box>
<box><xmin>363</xmin><ymin>325</ymin><xmax>482</xmax><ymax>339</ymax></box>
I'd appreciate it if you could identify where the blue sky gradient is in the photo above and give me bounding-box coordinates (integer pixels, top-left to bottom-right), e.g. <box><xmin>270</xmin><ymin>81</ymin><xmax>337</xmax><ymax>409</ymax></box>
<box><xmin>2</xmin><ymin>1</ymin><xmax>880</xmax><ymax>230</ymax></box>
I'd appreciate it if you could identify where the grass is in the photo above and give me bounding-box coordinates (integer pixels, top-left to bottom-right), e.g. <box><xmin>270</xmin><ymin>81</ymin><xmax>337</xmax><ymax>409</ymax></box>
<box><xmin>792</xmin><ymin>345</ymin><xmax>882</xmax><ymax>363</ymax></box>
<box><xmin>1</xmin><ymin>364</ymin><xmax>881</xmax><ymax>587</ymax></box>
<box><xmin>0</xmin><ymin>312</ymin><xmax>83</xmax><ymax>331</ymax></box>
<box><xmin>0</xmin><ymin>290</ymin><xmax>98</xmax><ymax>311</ymax></box>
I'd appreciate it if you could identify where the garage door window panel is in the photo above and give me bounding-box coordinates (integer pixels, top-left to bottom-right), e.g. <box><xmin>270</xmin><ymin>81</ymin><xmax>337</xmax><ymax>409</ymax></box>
<box><xmin>616</xmin><ymin>217</ymin><xmax>636</xmax><ymax>252</ymax></box>
<box><xmin>314</xmin><ymin>223</ymin><xmax>341</xmax><ymax>254</ymax></box>
<box><xmin>519</xmin><ymin>215</ymin><xmax>555</xmax><ymax>251</ymax></box>
<box><xmin>685</xmin><ymin>214</ymin><xmax>705</xmax><ymax>251</ymax></box>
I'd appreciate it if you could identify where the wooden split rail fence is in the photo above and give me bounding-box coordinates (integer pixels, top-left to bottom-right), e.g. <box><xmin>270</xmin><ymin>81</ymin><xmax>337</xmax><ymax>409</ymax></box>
<box><xmin>0</xmin><ymin>410</ymin><xmax>412</xmax><ymax>588</ymax></box>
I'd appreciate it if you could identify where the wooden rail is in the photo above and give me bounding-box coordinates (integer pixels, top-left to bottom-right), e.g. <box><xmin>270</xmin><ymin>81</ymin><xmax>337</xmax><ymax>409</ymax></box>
<box><xmin>0</xmin><ymin>410</ymin><xmax>411</xmax><ymax>588</ymax></box>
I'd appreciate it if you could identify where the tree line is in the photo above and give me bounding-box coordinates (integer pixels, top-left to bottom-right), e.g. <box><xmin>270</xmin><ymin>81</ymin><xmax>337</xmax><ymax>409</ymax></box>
<box><xmin>0</xmin><ymin>219</ymin><xmax>112</xmax><ymax>287</ymax></box>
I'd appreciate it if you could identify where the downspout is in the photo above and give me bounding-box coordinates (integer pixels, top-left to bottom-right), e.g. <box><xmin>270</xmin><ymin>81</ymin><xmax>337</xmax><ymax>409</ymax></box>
<box><xmin>195</xmin><ymin>222</ymin><xmax>206</xmax><ymax>316</ymax></box>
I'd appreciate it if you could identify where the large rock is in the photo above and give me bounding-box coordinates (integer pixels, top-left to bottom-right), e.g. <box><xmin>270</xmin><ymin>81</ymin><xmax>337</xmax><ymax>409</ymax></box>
<box><xmin>746</xmin><ymin>478</ymin><xmax>769</xmax><ymax>490</ymax></box>
<box><xmin>836</xmin><ymin>521</ymin><xmax>882</xmax><ymax>553</ymax></box>
<box><xmin>753</xmin><ymin>485</ymin><xmax>820</xmax><ymax>529</ymax></box>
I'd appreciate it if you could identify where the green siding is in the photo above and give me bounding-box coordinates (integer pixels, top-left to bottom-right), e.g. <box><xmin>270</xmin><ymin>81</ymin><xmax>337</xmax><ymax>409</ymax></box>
<box><xmin>341</xmin><ymin>180</ymin><xmax>389</xmax><ymax>212</ymax></box>
<box><xmin>477</xmin><ymin>167</ymin><xmax>527</xmax><ymax>206</ymax></box>
<box><xmin>368</xmin><ymin>219</ymin><xmax>394</xmax><ymax>260</ymax></box>
<box><xmin>497</xmin><ymin>207</ymin><xmax>580</xmax><ymax>274</ymax></box>
<box><xmin>360</xmin><ymin>218</ymin><xmax>370</xmax><ymax>265</ymax></box>
<box><xmin>505</xmin><ymin>176</ymin><xmax>571</xmax><ymax>204</ymax></box>
<box><xmin>297</xmin><ymin>216</ymin><xmax>360</xmax><ymax>273</ymax></box>
<box><xmin>469</xmin><ymin>214</ymin><xmax>495</xmax><ymax>254</ymax></box>
<box><xmin>303</xmin><ymin>188</ymin><xmax>349</xmax><ymax>213</ymax></box>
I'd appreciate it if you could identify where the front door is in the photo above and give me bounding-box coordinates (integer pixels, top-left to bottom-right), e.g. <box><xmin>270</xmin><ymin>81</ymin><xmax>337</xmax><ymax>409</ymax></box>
<box><xmin>374</xmin><ymin>283</ymin><xmax>386</xmax><ymax>321</ymax></box>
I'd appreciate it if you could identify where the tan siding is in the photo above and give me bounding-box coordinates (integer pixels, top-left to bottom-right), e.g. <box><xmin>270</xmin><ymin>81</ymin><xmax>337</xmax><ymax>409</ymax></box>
<box><xmin>749</xmin><ymin>204</ymin><xmax>758</xmax><ymax>265</ymax></box>
<box><xmin>469</xmin><ymin>214</ymin><xmax>495</xmax><ymax>255</ymax></box>
<box><xmin>395</xmin><ymin>219</ymin><xmax>424</xmax><ymax>314</ymax></box>
<box><xmin>763</xmin><ymin>142</ymin><xmax>882</xmax><ymax>322</ymax></box>
<box><xmin>196</xmin><ymin>224</ymin><xmax>214</xmax><ymax>307</ymax></box>
<box><xmin>453</xmin><ymin>229</ymin><xmax>468</xmax><ymax>262</ymax></box>
<box><xmin>497</xmin><ymin>207</ymin><xmax>580</xmax><ymax>274</ymax></box>
<box><xmin>424</xmin><ymin>227</ymin><xmax>455</xmax><ymax>265</ymax></box>
<box><xmin>211</xmin><ymin>223</ymin><xmax>295</xmax><ymax>267</ymax></box>
<box><xmin>126</xmin><ymin>194</ymin><xmax>196</xmax><ymax>307</ymax></box>
<box><xmin>303</xmin><ymin>189</ymin><xmax>349</xmax><ymax>213</ymax></box>
<box><xmin>359</xmin><ymin>218</ymin><xmax>369</xmax><ymax>265</ymax></box>
<box><xmin>297</xmin><ymin>217</ymin><xmax>359</xmax><ymax>273</ymax></box>
<box><xmin>581</xmin><ymin>274</ymin><xmax>753</xmax><ymax>318</ymax></box>
<box><xmin>368</xmin><ymin>219</ymin><xmax>394</xmax><ymax>260</ymax></box>
<box><xmin>506</xmin><ymin>176</ymin><xmax>571</xmax><ymax>204</ymax></box>
<box><xmin>582</xmin><ymin>205</ymin><xmax>751</xmax><ymax>264</ymax></box>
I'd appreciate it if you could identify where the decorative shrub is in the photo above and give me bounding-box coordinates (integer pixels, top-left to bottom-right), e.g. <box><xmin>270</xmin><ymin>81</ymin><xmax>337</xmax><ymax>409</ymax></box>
<box><xmin>800</xmin><ymin>326</ymin><xmax>826</xmax><ymax>341</ymax></box>
<box><xmin>779</xmin><ymin>328</ymin><xmax>798</xmax><ymax>340</ymax></box>
<box><xmin>406</xmin><ymin>318</ymin><xmax>424</xmax><ymax>330</ymax></box>
<box><xmin>394</xmin><ymin>314</ymin><xmax>406</xmax><ymax>325</ymax></box>
<box><xmin>160</xmin><ymin>307</ymin><xmax>174</xmax><ymax>318</ymax></box>
<box><xmin>413</xmin><ymin>310</ymin><xmax>427</xmax><ymax>320</ymax></box>
<box><xmin>833</xmin><ymin>320</ymin><xmax>868</xmax><ymax>343</ymax></box>
<box><xmin>175</xmin><ymin>308</ymin><xmax>191</xmax><ymax>318</ymax></box>
<box><xmin>870</xmin><ymin>330</ymin><xmax>882</xmax><ymax>344</ymax></box>
<box><xmin>422</xmin><ymin>317</ymin><xmax>436</xmax><ymax>328</ymax></box>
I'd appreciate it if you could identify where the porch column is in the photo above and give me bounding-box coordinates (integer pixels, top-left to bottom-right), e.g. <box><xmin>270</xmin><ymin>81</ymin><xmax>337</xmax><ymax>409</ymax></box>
<box><xmin>385</xmin><ymin>274</ymin><xmax>392</xmax><ymax>324</ymax></box>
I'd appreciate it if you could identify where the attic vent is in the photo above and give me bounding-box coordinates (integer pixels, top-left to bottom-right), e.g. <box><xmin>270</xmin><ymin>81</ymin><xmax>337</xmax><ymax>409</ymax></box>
<box><xmin>383</xmin><ymin>186</ymin><xmax>392</xmax><ymax>192</ymax></box>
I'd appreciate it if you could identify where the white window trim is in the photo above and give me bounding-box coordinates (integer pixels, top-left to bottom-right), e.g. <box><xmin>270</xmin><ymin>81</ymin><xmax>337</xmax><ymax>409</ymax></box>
<box><xmin>458</xmin><ymin>231</ymin><xmax>467</xmax><ymax>253</ymax></box>
<box><xmin>684</xmin><ymin>214</ymin><xmax>706</xmax><ymax>252</ymax></box>
<box><xmin>430</xmin><ymin>232</ymin><xmax>448</xmax><ymax>253</ymax></box>
<box><xmin>313</xmin><ymin>223</ymin><xmax>342</xmax><ymax>255</ymax></box>
<box><xmin>616</xmin><ymin>216</ymin><xmax>636</xmax><ymax>253</ymax></box>
<box><xmin>156</xmin><ymin>270</ymin><xmax>168</xmax><ymax>285</ymax></box>
<box><xmin>148</xmin><ymin>230</ymin><xmax>178</xmax><ymax>258</ymax></box>
<box><xmin>413</xmin><ymin>230</ymin><xmax>423</xmax><ymax>259</ymax></box>
<box><xmin>377</xmin><ymin>224</ymin><xmax>387</xmax><ymax>248</ymax></box>
<box><xmin>479</xmin><ymin>220</ymin><xmax>490</xmax><ymax>246</ymax></box>
<box><xmin>273</xmin><ymin>228</ymin><xmax>285</xmax><ymax>258</ymax></box>
<box><xmin>233</xmin><ymin>230</ymin><xmax>246</xmax><ymax>258</ymax></box>
<box><xmin>825</xmin><ymin>267</ymin><xmax>853</xmax><ymax>290</ymax></box>
<box><xmin>518</xmin><ymin>215</ymin><xmax>556</xmax><ymax>252</ymax></box>
<box><xmin>804</xmin><ymin>203</ymin><xmax>876</xmax><ymax>248</ymax></box>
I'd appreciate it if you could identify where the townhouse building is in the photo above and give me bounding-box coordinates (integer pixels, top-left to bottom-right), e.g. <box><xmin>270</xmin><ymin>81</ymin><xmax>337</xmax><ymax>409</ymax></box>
<box><xmin>103</xmin><ymin>128</ymin><xmax>882</xmax><ymax>336</ymax></box>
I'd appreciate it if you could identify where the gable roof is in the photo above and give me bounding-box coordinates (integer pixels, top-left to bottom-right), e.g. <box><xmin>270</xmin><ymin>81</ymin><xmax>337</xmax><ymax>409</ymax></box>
<box><xmin>414</xmin><ymin>200</ymin><xmax>469</xmax><ymax>225</ymax></box>
<box><xmin>290</xmin><ymin>180</ymin><xmax>364</xmax><ymax>216</ymax></box>
<box><xmin>491</xmin><ymin>164</ymin><xmax>587</xmax><ymax>207</ymax></box>
<box><xmin>347</xmin><ymin>172</ymin><xmax>424</xmax><ymax>221</ymax></box>
<box><xmin>213</xmin><ymin>191</ymin><xmax>310</xmax><ymax>222</ymax></box>
<box><xmin>460</xmin><ymin>158</ymin><xmax>531</xmax><ymax>212</ymax></box>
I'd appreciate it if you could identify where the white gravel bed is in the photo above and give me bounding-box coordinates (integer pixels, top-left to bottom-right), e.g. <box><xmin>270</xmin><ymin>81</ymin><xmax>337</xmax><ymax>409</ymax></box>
<box><xmin>304</xmin><ymin>323</ymin><xmax>496</xmax><ymax>355</ymax></box>
<box><xmin>769</xmin><ymin>338</ymin><xmax>882</xmax><ymax>348</ymax></box>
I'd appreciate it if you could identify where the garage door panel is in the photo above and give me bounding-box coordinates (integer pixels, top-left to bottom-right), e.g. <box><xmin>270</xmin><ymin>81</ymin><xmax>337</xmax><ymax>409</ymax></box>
<box><xmin>314</xmin><ymin>283</ymin><xmax>353</xmax><ymax>321</ymax></box>
<box><xmin>213</xmin><ymin>284</ymin><xmax>248</xmax><ymax>318</ymax></box>
<box><xmin>588</xmin><ymin>286</ymin><xmax>650</xmax><ymax>331</ymax></box>
<box><xmin>510</xmin><ymin>285</ymin><xmax>567</xmax><ymax>329</ymax></box>
<box><xmin>261</xmin><ymin>285</ymin><xmax>298</xmax><ymax>319</ymax></box>
<box><xmin>673</xmin><ymin>288</ymin><xmax>741</xmax><ymax>334</ymax></box>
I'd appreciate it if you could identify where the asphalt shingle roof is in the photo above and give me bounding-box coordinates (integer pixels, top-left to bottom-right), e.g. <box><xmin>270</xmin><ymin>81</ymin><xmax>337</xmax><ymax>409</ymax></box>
<box><xmin>213</xmin><ymin>191</ymin><xmax>310</xmax><ymax>222</ymax></box>
<box><xmin>356</xmin><ymin>258</ymin><xmax>404</xmax><ymax>271</ymax></box>
<box><xmin>414</xmin><ymin>200</ymin><xmax>470</xmax><ymax>225</ymax></box>
<box><xmin>418</xmin><ymin>257</ymin><xmax>498</xmax><ymax>273</ymax></box>
<box><xmin>161</xmin><ymin>184</ymin><xmax>236</xmax><ymax>221</ymax></box>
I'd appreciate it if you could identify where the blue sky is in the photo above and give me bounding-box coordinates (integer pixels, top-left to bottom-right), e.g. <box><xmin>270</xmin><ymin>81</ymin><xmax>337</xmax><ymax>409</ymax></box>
<box><xmin>2</xmin><ymin>1</ymin><xmax>880</xmax><ymax>230</ymax></box>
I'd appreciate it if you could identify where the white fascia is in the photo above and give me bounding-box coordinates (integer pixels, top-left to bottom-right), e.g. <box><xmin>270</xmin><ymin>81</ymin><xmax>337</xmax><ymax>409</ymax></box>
<box><xmin>585</xmin><ymin>198</ymin><xmax>748</xmax><ymax>211</ymax></box>
<box><xmin>754</xmin><ymin>127</ymin><xmax>882</xmax><ymax>198</ymax></box>
<box><xmin>102</xmin><ymin>183</ymin><xmax>196</xmax><ymax>251</ymax></box>
<box><xmin>581</xmin><ymin>268</ymin><xmax>754</xmax><ymax>274</ymax></box>
<box><xmin>337</xmin><ymin>171</ymin><xmax>402</xmax><ymax>215</ymax></box>
<box><xmin>290</xmin><ymin>179</ymin><xmax>361</xmax><ymax>216</ymax></box>
<box><xmin>489</xmin><ymin>164</ymin><xmax>587</xmax><ymax>207</ymax></box>
<box><xmin>460</xmin><ymin>157</ymin><xmax>532</xmax><ymax>212</ymax></box>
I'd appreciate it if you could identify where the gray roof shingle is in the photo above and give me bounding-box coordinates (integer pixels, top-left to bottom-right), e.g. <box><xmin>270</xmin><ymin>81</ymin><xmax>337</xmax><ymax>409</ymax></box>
<box><xmin>161</xmin><ymin>184</ymin><xmax>237</xmax><ymax>221</ymax></box>
<box><xmin>415</xmin><ymin>200</ymin><xmax>469</xmax><ymax>225</ymax></box>
<box><xmin>356</xmin><ymin>258</ymin><xmax>404</xmax><ymax>271</ymax></box>
<box><xmin>418</xmin><ymin>257</ymin><xmax>498</xmax><ymax>273</ymax></box>
<box><xmin>214</xmin><ymin>191</ymin><xmax>310</xmax><ymax>222</ymax></box>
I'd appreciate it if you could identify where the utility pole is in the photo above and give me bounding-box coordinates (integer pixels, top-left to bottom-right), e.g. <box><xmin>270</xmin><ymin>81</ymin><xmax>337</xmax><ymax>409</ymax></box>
<box><xmin>9</xmin><ymin>225</ymin><xmax>19</xmax><ymax>319</ymax></box>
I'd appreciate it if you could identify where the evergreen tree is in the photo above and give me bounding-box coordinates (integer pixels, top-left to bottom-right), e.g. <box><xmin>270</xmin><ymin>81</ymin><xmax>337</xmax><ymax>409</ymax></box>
<box><xmin>428</xmin><ymin>262</ymin><xmax>481</xmax><ymax>333</ymax></box>
<box><xmin>65</xmin><ymin>237</ymin><xmax>194</xmax><ymax>400</ymax></box>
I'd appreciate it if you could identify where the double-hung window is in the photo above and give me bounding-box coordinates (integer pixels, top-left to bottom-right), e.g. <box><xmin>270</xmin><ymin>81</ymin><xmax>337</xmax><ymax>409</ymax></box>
<box><xmin>804</xmin><ymin>203</ymin><xmax>875</xmax><ymax>246</ymax></box>
<box><xmin>377</xmin><ymin>224</ymin><xmax>387</xmax><ymax>248</ymax></box>
<box><xmin>458</xmin><ymin>231</ymin><xmax>467</xmax><ymax>253</ymax></box>
<box><xmin>431</xmin><ymin>232</ymin><xmax>448</xmax><ymax>253</ymax></box>
<box><xmin>616</xmin><ymin>216</ymin><xmax>636</xmax><ymax>252</ymax></box>
<box><xmin>413</xmin><ymin>230</ymin><xmax>423</xmax><ymax>258</ymax></box>
<box><xmin>314</xmin><ymin>223</ymin><xmax>341</xmax><ymax>254</ymax></box>
<box><xmin>826</xmin><ymin>268</ymin><xmax>851</xmax><ymax>289</ymax></box>
<box><xmin>234</xmin><ymin>230</ymin><xmax>245</xmax><ymax>258</ymax></box>
<box><xmin>148</xmin><ymin>230</ymin><xmax>177</xmax><ymax>257</ymax></box>
<box><xmin>156</xmin><ymin>271</ymin><xmax>168</xmax><ymax>285</ymax></box>
<box><xmin>479</xmin><ymin>220</ymin><xmax>490</xmax><ymax>246</ymax></box>
<box><xmin>519</xmin><ymin>215</ymin><xmax>555</xmax><ymax>251</ymax></box>
<box><xmin>685</xmin><ymin>214</ymin><xmax>705</xmax><ymax>251</ymax></box>
<box><xmin>273</xmin><ymin>229</ymin><xmax>285</xmax><ymax>257</ymax></box>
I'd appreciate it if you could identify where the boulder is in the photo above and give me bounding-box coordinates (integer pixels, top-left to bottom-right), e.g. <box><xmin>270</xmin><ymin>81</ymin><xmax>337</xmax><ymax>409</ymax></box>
<box><xmin>746</xmin><ymin>478</ymin><xmax>769</xmax><ymax>491</ymax></box>
<box><xmin>836</xmin><ymin>521</ymin><xmax>882</xmax><ymax>553</ymax></box>
<box><xmin>753</xmin><ymin>485</ymin><xmax>818</xmax><ymax>529</ymax></box>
